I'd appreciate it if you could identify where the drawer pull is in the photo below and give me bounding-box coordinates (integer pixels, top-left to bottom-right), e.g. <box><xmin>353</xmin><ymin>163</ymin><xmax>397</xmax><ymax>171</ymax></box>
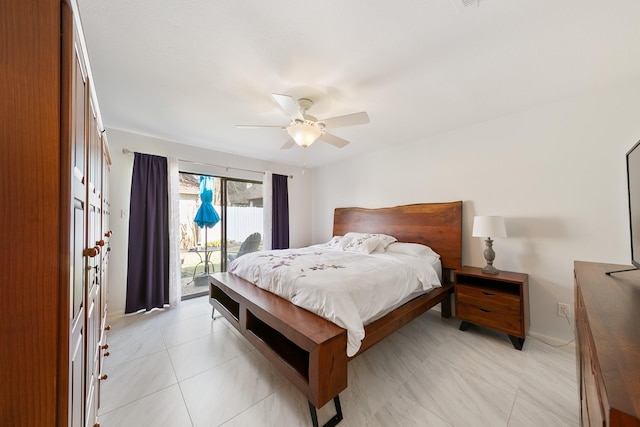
<box><xmin>104</xmin><ymin>351</ymin><xmax>110</xmax><ymax>357</ymax></box>
<box><xmin>105</xmin><ymin>324</ymin><xmax>111</xmax><ymax>331</ymax></box>
<box><xmin>101</xmin><ymin>344</ymin><xmax>109</xmax><ymax>350</ymax></box>
<box><xmin>99</xmin><ymin>374</ymin><xmax>108</xmax><ymax>381</ymax></box>
<box><xmin>479</xmin><ymin>308</ymin><xmax>491</xmax><ymax>313</ymax></box>
<box><xmin>481</xmin><ymin>291</ymin><xmax>495</xmax><ymax>296</ymax></box>
<box><xmin>83</xmin><ymin>247</ymin><xmax>99</xmax><ymax>258</ymax></box>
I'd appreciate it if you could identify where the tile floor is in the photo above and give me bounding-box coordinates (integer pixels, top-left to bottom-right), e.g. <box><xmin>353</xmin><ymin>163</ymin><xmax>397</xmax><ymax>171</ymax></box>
<box><xmin>98</xmin><ymin>296</ymin><xmax>579</xmax><ymax>427</ymax></box>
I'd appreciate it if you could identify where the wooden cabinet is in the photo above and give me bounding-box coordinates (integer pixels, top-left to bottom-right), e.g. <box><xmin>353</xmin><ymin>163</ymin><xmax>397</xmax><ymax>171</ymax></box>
<box><xmin>63</xmin><ymin>5</ymin><xmax>112</xmax><ymax>426</ymax></box>
<box><xmin>1</xmin><ymin>1</ymin><xmax>110</xmax><ymax>425</ymax></box>
<box><xmin>574</xmin><ymin>261</ymin><xmax>640</xmax><ymax>427</ymax></box>
<box><xmin>454</xmin><ymin>266</ymin><xmax>529</xmax><ymax>350</ymax></box>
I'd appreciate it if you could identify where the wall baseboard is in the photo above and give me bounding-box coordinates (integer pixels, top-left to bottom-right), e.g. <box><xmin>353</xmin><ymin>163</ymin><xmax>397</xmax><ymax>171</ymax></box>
<box><xmin>107</xmin><ymin>310</ymin><xmax>126</xmax><ymax>322</ymax></box>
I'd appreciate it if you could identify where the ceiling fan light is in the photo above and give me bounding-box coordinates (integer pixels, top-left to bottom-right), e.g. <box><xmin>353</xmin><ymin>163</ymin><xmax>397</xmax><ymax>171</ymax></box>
<box><xmin>286</xmin><ymin>122</ymin><xmax>322</xmax><ymax>148</ymax></box>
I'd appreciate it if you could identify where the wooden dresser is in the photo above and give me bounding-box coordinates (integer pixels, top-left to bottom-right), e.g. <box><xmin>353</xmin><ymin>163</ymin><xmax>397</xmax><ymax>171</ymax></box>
<box><xmin>574</xmin><ymin>261</ymin><xmax>640</xmax><ymax>427</ymax></box>
<box><xmin>1</xmin><ymin>1</ymin><xmax>111</xmax><ymax>426</ymax></box>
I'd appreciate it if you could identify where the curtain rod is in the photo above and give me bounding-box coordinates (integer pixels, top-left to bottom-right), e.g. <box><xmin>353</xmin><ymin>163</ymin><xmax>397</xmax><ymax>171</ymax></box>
<box><xmin>121</xmin><ymin>148</ymin><xmax>293</xmax><ymax>178</ymax></box>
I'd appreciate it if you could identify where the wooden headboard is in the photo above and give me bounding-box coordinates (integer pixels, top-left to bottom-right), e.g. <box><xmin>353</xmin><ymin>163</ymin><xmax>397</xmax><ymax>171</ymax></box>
<box><xmin>333</xmin><ymin>201</ymin><xmax>462</xmax><ymax>270</ymax></box>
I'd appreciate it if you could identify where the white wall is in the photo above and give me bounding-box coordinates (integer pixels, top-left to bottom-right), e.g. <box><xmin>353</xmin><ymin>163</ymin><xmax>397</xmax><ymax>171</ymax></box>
<box><xmin>106</xmin><ymin>129</ymin><xmax>312</xmax><ymax>316</ymax></box>
<box><xmin>310</xmin><ymin>80</ymin><xmax>640</xmax><ymax>343</ymax></box>
<box><xmin>106</xmin><ymin>80</ymin><xmax>640</xmax><ymax>342</ymax></box>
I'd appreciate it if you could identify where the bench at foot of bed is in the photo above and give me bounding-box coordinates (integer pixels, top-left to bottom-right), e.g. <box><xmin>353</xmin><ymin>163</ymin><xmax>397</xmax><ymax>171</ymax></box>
<box><xmin>210</xmin><ymin>272</ymin><xmax>348</xmax><ymax>410</ymax></box>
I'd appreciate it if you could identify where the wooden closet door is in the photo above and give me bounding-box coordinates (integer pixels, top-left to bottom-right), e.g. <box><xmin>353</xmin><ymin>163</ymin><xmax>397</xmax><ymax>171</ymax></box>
<box><xmin>2</xmin><ymin>1</ymin><xmax>62</xmax><ymax>425</ymax></box>
<box><xmin>62</xmin><ymin>3</ymin><xmax>90</xmax><ymax>425</ymax></box>
<box><xmin>101</xmin><ymin>142</ymin><xmax>111</xmax><ymax>330</ymax></box>
<box><xmin>61</xmin><ymin>2</ymin><xmax>110</xmax><ymax>425</ymax></box>
<box><xmin>98</xmin><ymin>138</ymin><xmax>112</xmax><ymax>410</ymax></box>
<box><xmin>85</xmin><ymin>96</ymin><xmax>102</xmax><ymax>427</ymax></box>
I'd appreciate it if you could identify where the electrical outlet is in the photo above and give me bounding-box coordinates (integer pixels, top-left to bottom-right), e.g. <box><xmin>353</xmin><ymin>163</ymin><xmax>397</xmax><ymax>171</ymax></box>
<box><xmin>557</xmin><ymin>303</ymin><xmax>570</xmax><ymax>317</ymax></box>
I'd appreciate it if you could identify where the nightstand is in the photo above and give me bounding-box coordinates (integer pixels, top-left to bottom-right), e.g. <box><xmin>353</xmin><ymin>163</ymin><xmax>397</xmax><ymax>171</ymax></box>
<box><xmin>454</xmin><ymin>266</ymin><xmax>529</xmax><ymax>350</ymax></box>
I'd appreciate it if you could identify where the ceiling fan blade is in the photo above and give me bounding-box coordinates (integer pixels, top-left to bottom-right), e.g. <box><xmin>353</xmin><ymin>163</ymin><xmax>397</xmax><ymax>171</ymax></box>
<box><xmin>236</xmin><ymin>124</ymin><xmax>285</xmax><ymax>129</ymax></box>
<box><xmin>280</xmin><ymin>138</ymin><xmax>296</xmax><ymax>149</ymax></box>
<box><xmin>272</xmin><ymin>93</ymin><xmax>303</xmax><ymax>121</ymax></box>
<box><xmin>321</xmin><ymin>112</ymin><xmax>369</xmax><ymax>129</ymax></box>
<box><xmin>318</xmin><ymin>132</ymin><xmax>350</xmax><ymax>148</ymax></box>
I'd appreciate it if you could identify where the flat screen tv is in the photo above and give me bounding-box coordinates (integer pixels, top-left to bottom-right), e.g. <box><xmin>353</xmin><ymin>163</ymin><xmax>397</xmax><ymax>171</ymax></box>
<box><xmin>607</xmin><ymin>141</ymin><xmax>640</xmax><ymax>275</ymax></box>
<box><xmin>627</xmin><ymin>140</ymin><xmax>640</xmax><ymax>269</ymax></box>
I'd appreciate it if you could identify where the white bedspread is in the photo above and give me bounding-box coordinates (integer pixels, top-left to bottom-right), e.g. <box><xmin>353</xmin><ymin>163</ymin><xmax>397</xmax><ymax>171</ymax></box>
<box><xmin>228</xmin><ymin>246</ymin><xmax>441</xmax><ymax>356</ymax></box>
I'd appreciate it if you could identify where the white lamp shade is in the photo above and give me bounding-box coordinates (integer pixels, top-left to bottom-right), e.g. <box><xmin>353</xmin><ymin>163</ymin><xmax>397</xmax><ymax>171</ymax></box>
<box><xmin>472</xmin><ymin>216</ymin><xmax>507</xmax><ymax>238</ymax></box>
<box><xmin>286</xmin><ymin>122</ymin><xmax>322</xmax><ymax>147</ymax></box>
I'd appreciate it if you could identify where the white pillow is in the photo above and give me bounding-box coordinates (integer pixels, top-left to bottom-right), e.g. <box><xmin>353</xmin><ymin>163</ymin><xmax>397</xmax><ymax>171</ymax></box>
<box><xmin>324</xmin><ymin>235</ymin><xmax>353</xmax><ymax>250</ymax></box>
<box><xmin>325</xmin><ymin>236</ymin><xmax>342</xmax><ymax>248</ymax></box>
<box><xmin>385</xmin><ymin>242</ymin><xmax>439</xmax><ymax>258</ymax></box>
<box><xmin>343</xmin><ymin>232</ymin><xmax>397</xmax><ymax>254</ymax></box>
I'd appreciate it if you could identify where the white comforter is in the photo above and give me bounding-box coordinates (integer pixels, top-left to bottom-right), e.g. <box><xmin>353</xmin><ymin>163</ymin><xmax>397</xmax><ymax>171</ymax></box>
<box><xmin>228</xmin><ymin>246</ymin><xmax>441</xmax><ymax>356</ymax></box>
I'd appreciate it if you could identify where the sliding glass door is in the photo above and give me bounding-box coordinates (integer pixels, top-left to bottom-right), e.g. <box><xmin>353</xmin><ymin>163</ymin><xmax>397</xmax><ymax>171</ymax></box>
<box><xmin>178</xmin><ymin>172</ymin><xmax>262</xmax><ymax>299</ymax></box>
<box><xmin>224</xmin><ymin>180</ymin><xmax>264</xmax><ymax>272</ymax></box>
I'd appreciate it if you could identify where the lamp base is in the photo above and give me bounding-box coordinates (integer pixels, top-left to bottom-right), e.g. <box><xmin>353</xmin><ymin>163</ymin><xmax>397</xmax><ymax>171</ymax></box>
<box><xmin>481</xmin><ymin>264</ymin><xmax>499</xmax><ymax>275</ymax></box>
<box><xmin>482</xmin><ymin>237</ymin><xmax>499</xmax><ymax>274</ymax></box>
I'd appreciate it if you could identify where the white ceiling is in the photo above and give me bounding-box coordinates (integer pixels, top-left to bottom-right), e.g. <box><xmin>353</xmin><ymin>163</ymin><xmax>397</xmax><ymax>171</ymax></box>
<box><xmin>78</xmin><ymin>0</ymin><xmax>640</xmax><ymax>168</ymax></box>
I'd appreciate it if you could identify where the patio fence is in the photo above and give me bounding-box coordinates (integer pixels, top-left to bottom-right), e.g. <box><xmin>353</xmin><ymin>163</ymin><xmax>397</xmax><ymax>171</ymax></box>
<box><xmin>179</xmin><ymin>201</ymin><xmax>263</xmax><ymax>248</ymax></box>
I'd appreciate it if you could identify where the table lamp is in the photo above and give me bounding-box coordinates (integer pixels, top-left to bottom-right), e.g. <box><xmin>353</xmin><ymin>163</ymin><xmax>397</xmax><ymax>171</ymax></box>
<box><xmin>472</xmin><ymin>216</ymin><xmax>507</xmax><ymax>275</ymax></box>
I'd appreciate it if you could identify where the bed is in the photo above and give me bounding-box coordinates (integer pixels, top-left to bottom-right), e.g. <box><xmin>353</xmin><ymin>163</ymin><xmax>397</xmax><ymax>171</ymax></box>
<box><xmin>208</xmin><ymin>201</ymin><xmax>462</xmax><ymax>426</ymax></box>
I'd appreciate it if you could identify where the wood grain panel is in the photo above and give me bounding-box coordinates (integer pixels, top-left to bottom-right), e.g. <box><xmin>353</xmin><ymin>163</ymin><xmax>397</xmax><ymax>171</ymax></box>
<box><xmin>0</xmin><ymin>1</ymin><xmax>62</xmax><ymax>425</ymax></box>
<box><xmin>456</xmin><ymin>304</ymin><xmax>522</xmax><ymax>336</ymax></box>
<box><xmin>456</xmin><ymin>285</ymin><xmax>521</xmax><ymax>315</ymax></box>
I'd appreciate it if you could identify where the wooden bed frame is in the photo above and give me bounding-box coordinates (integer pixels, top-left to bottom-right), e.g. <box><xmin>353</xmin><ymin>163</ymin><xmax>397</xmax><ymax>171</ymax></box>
<box><xmin>209</xmin><ymin>201</ymin><xmax>462</xmax><ymax>425</ymax></box>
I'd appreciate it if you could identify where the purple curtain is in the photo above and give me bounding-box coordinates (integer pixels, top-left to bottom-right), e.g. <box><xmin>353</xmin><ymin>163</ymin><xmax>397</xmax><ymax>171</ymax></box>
<box><xmin>125</xmin><ymin>153</ymin><xmax>169</xmax><ymax>313</ymax></box>
<box><xmin>272</xmin><ymin>173</ymin><xmax>290</xmax><ymax>249</ymax></box>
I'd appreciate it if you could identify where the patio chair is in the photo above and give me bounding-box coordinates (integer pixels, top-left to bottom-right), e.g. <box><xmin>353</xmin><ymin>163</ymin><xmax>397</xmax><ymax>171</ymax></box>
<box><xmin>227</xmin><ymin>232</ymin><xmax>261</xmax><ymax>261</ymax></box>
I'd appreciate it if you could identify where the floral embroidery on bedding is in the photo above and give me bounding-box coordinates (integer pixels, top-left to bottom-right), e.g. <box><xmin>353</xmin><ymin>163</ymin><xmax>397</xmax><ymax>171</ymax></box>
<box><xmin>257</xmin><ymin>252</ymin><xmax>345</xmax><ymax>272</ymax></box>
<box><xmin>308</xmin><ymin>264</ymin><xmax>345</xmax><ymax>271</ymax></box>
<box><xmin>270</xmin><ymin>259</ymin><xmax>292</xmax><ymax>269</ymax></box>
<box><xmin>259</xmin><ymin>251</ymin><xmax>324</xmax><ymax>261</ymax></box>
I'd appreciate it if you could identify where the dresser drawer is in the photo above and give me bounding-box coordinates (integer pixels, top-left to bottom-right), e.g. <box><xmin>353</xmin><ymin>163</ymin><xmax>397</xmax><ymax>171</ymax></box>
<box><xmin>456</xmin><ymin>284</ymin><xmax>521</xmax><ymax>316</ymax></box>
<box><xmin>456</xmin><ymin>303</ymin><xmax>523</xmax><ymax>337</ymax></box>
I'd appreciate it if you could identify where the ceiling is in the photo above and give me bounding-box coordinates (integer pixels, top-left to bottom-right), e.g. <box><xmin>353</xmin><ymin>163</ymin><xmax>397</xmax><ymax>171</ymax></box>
<box><xmin>78</xmin><ymin>0</ymin><xmax>640</xmax><ymax>168</ymax></box>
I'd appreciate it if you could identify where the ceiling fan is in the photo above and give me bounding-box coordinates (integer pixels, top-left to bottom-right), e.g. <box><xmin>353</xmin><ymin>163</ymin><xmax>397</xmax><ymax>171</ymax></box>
<box><xmin>237</xmin><ymin>93</ymin><xmax>370</xmax><ymax>149</ymax></box>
